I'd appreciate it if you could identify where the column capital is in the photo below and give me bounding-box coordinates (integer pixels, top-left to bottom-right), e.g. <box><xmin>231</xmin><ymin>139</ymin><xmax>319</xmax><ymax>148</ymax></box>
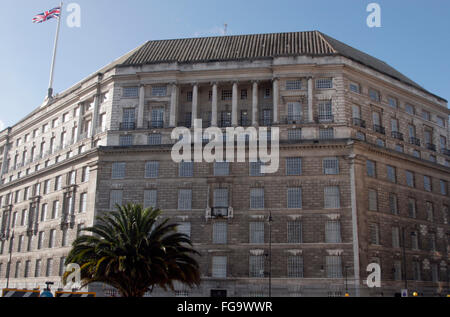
<box><xmin>210</xmin><ymin>81</ymin><xmax>218</xmax><ymax>86</ymax></box>
<box><xmin>272</xmin><ymin>77</ymin><xmax>280</xmax><ymax>82</ymax></box>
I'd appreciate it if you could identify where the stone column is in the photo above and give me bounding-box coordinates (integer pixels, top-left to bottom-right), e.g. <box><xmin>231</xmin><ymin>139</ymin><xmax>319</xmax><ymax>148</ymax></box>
<box><xmin>90</xmin><ymin>94</ymin><xmax>100</xmax><ymax>137</ymax></box>
<box><xmin>169</xmin><ymin>83</ymin><xmax>178</xmax><ymax>127</ymax></box>
<box><xmin>273</xmin><ymin>78</ymin><xmax>279</xmax><ymax>124</ymax></box>
<box><xmin>137</xmin><ymin>84</ymin><xmax>145</xmax><ymax>129</ymax></box>
<box><xmin>211</xmin><ymin>83</ymin><xmax>218</xmax><ymax>127</ymax></box>
<box><xmin>191</xmin><ymin>83</ymin><xmax>199</xmax><ymax>125</ymax></box>
<box><xmin>232</xmin><ymin>82</ymin><xmax>238</xmax><ymax>126</ymax></box>
<box><xmin>76</xmin><ymin>103</ymin><xmax>84</xmax><ymax>141</ymax></box>
<box><xmin>308</xmin><ymin>77</ymin><xmax>314</xmax><ymax>123</ymax></box>
<box><xmin>252</xmin><ymin>81</ymin><xmax>259</xmax><ymax>126</ymax></box>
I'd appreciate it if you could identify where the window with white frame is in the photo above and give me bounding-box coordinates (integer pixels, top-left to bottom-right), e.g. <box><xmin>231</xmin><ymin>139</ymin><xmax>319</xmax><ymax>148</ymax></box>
<box><xmin>144</xmin><ymin>190</ymin><xmax>157</xmax><ymax>209</ymax></box>
<box><xmin>316</xmin><ymin>78</ymin><xmax>333</xmax><ymax>89</ymax></box>
<box><xmin>436</xmin><ymin>116</ymin><xmax>445</xmax><ymax>128</ymax></box>
<box><xmin>35</xmin><ymin>259</ymin><xmax>42</xmax><ymax>277</ymax></box>
<box><xmin>326</xmin><ymin>256</ymin><xmax>342</xmax><ymax>278</ymax></box>
<box><xmin>177</xmin><ymin>222</ymin><xmax>191</xmax><ymax>238</ymax></box>
<box><xmin>49</xmin><ymin>229</ymin><xmax>56</xmax><ymax>248</ymax></box>
<box><xmin>109</xmin><ymin>190</ymin><xmax>123</xmax><ymax>210</ymax></box>
<box><xmin>250</xmin><ymin>188</ymin><xmax>264</xmax><ymax>210</ymax></box>
<box><xmin>214</xmin><ymin>162</ymin><xmax>230</xmax><ymax>176</ymax></box>
<box><xmin>287</xmin><ymin>187</ymin><xmax>302</xmax><ymax>209</ymax></box>
<box><xmin>112</xmin><ymin>162</ymin><xmax>126</xmax><ymax>179</ymax></box>
<box><xmin>405</xmin><ymin>104</ymin><xmax>415</xmax><ymax>115</ymax></box>
<box><xmin>213</xmin><ymin>222</ymin><xmax>227</xmax><ymax>244</ymax></box>
<box><xmin>152</xmin><ymin>85</ymin><xmax>167</xmax><ymax>97</ymax></box>
<box><xmin>368</xmin><ymin>189</ymin><xmax>378</xmax><ymax>211</ymax></box>
<box><xmin>249</xmin><ymin>222</ymin><xmax>264</xmax><ymax>244</ymax></box>
<box><xmin>212</xmin><ymin>256</ymin><xmax>227</xmax><ymax>278</ymax></box>
<box><xmin>288</xmin><ymin>256</ymin><xmax>304</xmax><ymax>278</ymax></box>
<box><xmin>80</xmin><ymin>193</ymin><xmax>87</xmax><ymax>213</ymax></box>
<box><xmin>145</xmin><ymin>161</ymin><xmax>159</xmax><ymax>178</ymax></box>
<box><xmin>349</xmin><ymin>82</ymin><xmax>360</xmax><ymax>93</ymax></box>
<box><xmin>46</xmin><ymin>258</ymin><xmax>53</xmax><ymax>277</ymax></box>
<box><xmin>122</xmin><ymin>87</ymin><xmax>138</xmax><ymax>98</ymax></box>
<box><xmin>370</xmin><ymin>223</ymin><xmax>380</xmax><ymax>245</ymax></box>
<box><xmin>324</xmin><ymin>186</ymin><xmax>340</xmax><ymax>209</ymax></box>
<box><xmin>369</xmin><ymin>88</ymin><xmax>380</xmax><ymax>102</ymax></box>
<box><xmin>388</xmin><ymin>97</ymin><xmax>398</xmax><ymax>108</ymax></box>
<box><xmin>81</xmin><ymin>167</ymin><xmax>89</xmax><ymax>183</ymax></box>
<box><xmin>287</xmin><ymin>221</ymin><xmax>302</xmax><ymax>243</ymax></box>
<box><xmin>37</xmin><ymin>231</ymin><xmax>45</xmax><ymax>250</ymax></box>
<box><xmin>325</xmin><ymin>221</ymin><xmax>341</xmax><ymax>243</ymax></box>
<box><xmin>392</xmin><ymin>227</ymin><xmax>400</xmax><ymax>248</ymax></box>
<box><xmin>148</xmin><ymin>133</ymin><xmax>162</xmax><ymax>145</ymax></box>
<box><xmin>286</xmin><ymin>157</ymin><xmax>302</xmax><ymax>176</ymax></box>
<box><xmin>24</xmin><ymin>260</ymin><xmax>31</xmax><ymax>278</ymax></box>
<box><xmin>389</xmin><ymin>193</ymin><xmax>398</xmax><ymax>215</ymax></box>
<box><xmin>323</xmin><ymin>157</ymin><xmax>339</xmax><ymax>175</ymax></box>
<box><xmin>286</xmin><ymin>80</ymin><xmax>302</xmax><ymax>90</ymax></box>
<box><xmin>52</xmin><ymin>200</ymin><xmax>59</xmax><ymax>219</ymax></box>
<box><xmin>421</xmin><ymin>110</ymin><xmax>430</xmax><ymax>121</ymax></box>
<box><xmin>178</xmin><ymin>189</ymin><xmax>192</xmax><ymax>210</ymax></box>
<box><xmin>249</xmin><ymin>255</ymin><xmax>265</xmax><ymax>278</ymax></box>
<box><xmin>55</xmin><ymin>176</ymin><xmax>62</xmax><ymax>191</ymax></box>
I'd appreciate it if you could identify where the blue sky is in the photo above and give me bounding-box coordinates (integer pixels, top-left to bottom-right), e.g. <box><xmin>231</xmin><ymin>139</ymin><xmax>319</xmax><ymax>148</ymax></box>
<box><xmin>0</xmin><ymin>0</ymin><xmax>449</xmax><ymax>129</ymax></box>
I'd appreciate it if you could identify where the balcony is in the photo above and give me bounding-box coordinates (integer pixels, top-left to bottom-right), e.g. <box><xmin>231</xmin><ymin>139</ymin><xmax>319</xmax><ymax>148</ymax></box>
<box><xmin>148</xmin><ymin>121</ymin><xmax>164</xmax><ymax>129</ymax></box>
<box><xmin>120</xmin><ymin>122</ymin><xmax>136</xmax><ymax>131</ymax></box>
<box><xmin>391</xmin><ymin>131</ymin><xmax>404</xmax><ymax>141</ymax></box>
<box><xmin>426</xmin><ymin>143</ymin><xmax>437</xmax><ymax>152</ymax></box>
<box><xmin>352</xmin><ymin>118</ymin><xmax>366</xmax><ymax>128</ymax></box>
<box><xmin>409</xmin><ymin>137</ymin><xmax>421</xmax><ymax>147</ymax></box>
<box><xmin>282</xmin><ymin>115</ymin><xmax>304</xmax><ymax>125</ymax></box>
<box><xmin>205</xmin><ymin>207</ymin><xmax>234</xmax><ymax>219</ymax></box>
<box><xmin>373</xmin><ymin>124</ymin><xmax>386</xmax><ymax>135</ymax></box>
<box><xmin>318</xmin><ymin>114</ymin><xmax>334</xmax><ymax>123</ymax></box>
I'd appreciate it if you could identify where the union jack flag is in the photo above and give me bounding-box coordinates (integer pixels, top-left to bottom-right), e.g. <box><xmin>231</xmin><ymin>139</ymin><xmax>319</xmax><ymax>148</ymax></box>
<box><xmin>32</xmin><ymin>7</ymin><xmax>61</xmax><ymax>24</ymax></box>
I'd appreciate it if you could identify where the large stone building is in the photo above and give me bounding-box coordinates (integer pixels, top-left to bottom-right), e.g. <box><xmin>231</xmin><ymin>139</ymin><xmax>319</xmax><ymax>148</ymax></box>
<box><xmin>0</xmin><ymin>31</ymin><xmax>448</xmax><ymax>297</ymax></box>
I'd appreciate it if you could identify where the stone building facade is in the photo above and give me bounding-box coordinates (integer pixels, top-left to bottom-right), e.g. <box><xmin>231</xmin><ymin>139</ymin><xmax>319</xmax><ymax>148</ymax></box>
<box><xmin>0</xmin><ymin>31</ymin><xmax>448</xmax><ymax>297</ymax></box>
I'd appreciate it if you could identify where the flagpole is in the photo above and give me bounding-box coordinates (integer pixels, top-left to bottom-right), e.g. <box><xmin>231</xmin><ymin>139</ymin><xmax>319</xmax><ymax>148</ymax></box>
<box><xmin>47</xmin><ymin>2</ymin><xmax>63</xmax><ymax>100</ymax></box>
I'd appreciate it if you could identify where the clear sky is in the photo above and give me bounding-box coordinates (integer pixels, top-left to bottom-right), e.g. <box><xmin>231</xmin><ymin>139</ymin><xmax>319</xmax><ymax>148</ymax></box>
<box><xmin>0</xmin><ymin>0</ymin><xmax>449</xmax><ymax>129</ymax></box>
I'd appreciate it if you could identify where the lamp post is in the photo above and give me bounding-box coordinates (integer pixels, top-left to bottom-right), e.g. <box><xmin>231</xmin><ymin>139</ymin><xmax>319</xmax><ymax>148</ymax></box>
<box><xmin>3</xmin><ymin>230</ymin><xmax>14</xmax><ymax>289</ymax></box>
<box><xmin>267</xmin><ymin>210</ymin><xmax>273</xmax><ymax>297</ymax></box>
<box><xmin>344</xmin><ymin>265</ymin><xmax>350</xmax><ymax>296</ymax></box>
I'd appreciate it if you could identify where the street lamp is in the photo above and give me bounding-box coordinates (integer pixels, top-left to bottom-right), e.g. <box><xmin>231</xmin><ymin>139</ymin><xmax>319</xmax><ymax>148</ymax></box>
<box><xmin>344</xmin><ymin>265</ymin><xmax>350</xmax><ymax>297</ymax></box>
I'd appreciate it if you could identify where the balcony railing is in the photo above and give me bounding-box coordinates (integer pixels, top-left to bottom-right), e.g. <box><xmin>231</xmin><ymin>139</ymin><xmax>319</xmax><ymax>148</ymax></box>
<box><xmin>206</xmin><ymin>207</ymin><xmax>234</xmax><ymax>219</ymax></box>
<box><xmin>148</xmin><ymin>121</ymin><xmax>164</xmax><ymax>129</ymax></box>
<box><xmin>259</xmin><ymin>119</ymin><xmax>274</xmax><ymax>127</ymax></box>
<box><xmin>352</xmin><ymin>118</ymin><xmax>366</xmax><ymax>128</ymax></box>
<box><xmin>239</xmin><ymin>118</ymin><xmax>251</xmax><ymax>127</ymax></box>
<box><xmin>391</xmin><ymin>131</ymin><xmax>404</xmax><ymax>141</ymax></box>
<box><xmin>318</xmin><ymin>114</ymin><xmax>334</xmax><ymax>123</ymax></box>
<box><xmin>373</xmin><ymin>124</ymin><xmax>386</xmax><ymax>135</ymax></box>
<box><xmin>426</xmin><ymin>143</ymin><xmax>437</xmax><ymax>152</ymax></box>
<box><xmin>282</xmin><ymin>116</ymin><xmax>304</xmax><ymax>125</ymax></box>
<box><xmin>120</xmin><ymin>122</ymin><xmax>136</xmax><ymax>131</ymax></box>
<box><xmin>219</xmin><ymin>120</ymin><xmax>232</xmax><ymax>128</ymax></box>
<box><xmin>442</xmin><ymin>148</ymin><xmax>450</xmax><ymax>157</ymax></box>
<box><xmin>409</xmin><ymin>137</ymin><xmax>421</xmax><ymax>147</ymax></box>
<box><xmin>177</xmin><ymin>121</ymin><xmax>192</xmax><ymax>128</ymax></box>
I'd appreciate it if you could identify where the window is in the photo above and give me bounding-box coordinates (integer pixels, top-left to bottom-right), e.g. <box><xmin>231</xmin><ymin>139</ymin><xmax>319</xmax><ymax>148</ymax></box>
<box><xmin>145</xmin><ymin>161</ymin><xmax>159</xmax><ymax>178</ymax></box>
<box><xmin>221</xmin><ymin>90</ymin><xmax>232</xmax><ymax>101</ymax></box>
<box><xmin>413</xmin><ymin>150</ymin><xmax>420</xmax><ymax>158</ymax></box>
<box><xmin>179</xmin><ymin>161</ymin><xmax>193</xmax><ymax>177</ymax></box>
<box><xmin>405</xmin><ymin>104</ymin><xmax>415</xmax><ymax>115</ymax></box>
<box><xmin>123</xmin><ymin>86</ymin><xmax>138</xmax><ymax>98</ymax></box>
<box><xmin>324</xmin><ymin>186</ymin><xmax>340</xmax><ymax>209</ymax></box>
<box><xmin>178</xmin><ymin>189</ymin><xmax>192</xmax><ymax>210</ymax></box>
<box><xmin>52</xmin><ymin>200</ymin><xmax>60</xmax><ymax>219</ymax></box>
<box><xmin>40</xmin><ymin>204</ymin><xmax>48</xmax><ymax>221</ymax></box>
<box><xmin>81</xmin><ymin>167</ymin><xmax>89</xmax><ymax>182</ymax></box>
<box><xmin>402</xmin><ymin>198</ymin><xmax>414</xmax><ymax>219</ymax></box>
<box><xmin>318</xmin><ymin>100</ymin><xmax>333</xmax><ymax>122</ymax></box>
<box><xmin>319</xmin><ymin>128</ymin><xmax>334</xmax><ymax>139</ymax></box>
<box><xmin>349</xmin><ymin>82</ymin><xmax>360</xmax><ymax>93</ymax></box>
<box><xmin>250</xmin><ymin>188</ymin><xmax>264</xmax><ymax>209</ymax></box>
<box><xmin>429</xmin><ymin>233</ymin><xmax>436</xmax><ymax>251</ymax></box>
<box><xmin>46</xmin><ymin>259</ymin><xmax>53</xmax><ymax>277</ymax></box>
<box><xmin>421</xmin><ymin>110</ymin><xmax>430</xmax><ymax>121</ymax></box>
<box><xmin>392</xmin><ymin>227</ymin><xmax>400</xmax><ymax>248</ymax></box>
<box><xmin>59</xmin><ymin>257</ymin><xmax>66</xmax><ymax>276</ymax></box>
<box><xmin>288</xmin><ymin>256</ymin><xmax>304</xmax><ymax>278</ymax></box>
<box><xmin>214</xmin><ymin>162</ymin><xmax>229</xmax><ymax>176</ymax></box>
<box><xmin>143</xmin><ymin>190</ymin><xmax>157</xmax><ymax>209</ymax></box>
<box><xmin>249</xmin><ymin>255</ymin><xmax>265</xmax><ymax>278</ymax></box>
<box><xmin>288</xmin><ymin>129</ymin><xmax>302</xmax><ymax>141</ymax></box>
<box><xmin>366</xmin><ymin>160</ymin><xmax>376</xmax><ymax>178</ymax></box>
<box><xmin>325</xmin><ymin>221</ymin><xmax>341</xmax><ymax>243</ymax></box>
<box><xmin>49</xmin><ymin>229</ymin><xmax>56</xmax><ymax>248</ymax></box>
<box><xmin>112</xmin><ymin>162</ymin><xmax>126</xmax><ymax>179</ymax></box>
<box><xmin>326</xmin><ymin>256</ymin><xmax>342</xmax><ymax>278</ymax></box>
<box><xmin>249</xmin><ymin>161</ymin><xmax>264</xmax><ymax>176</ymax></box>
<box><xmin>406</xmin><ymin>171</ymin><xmax>415</xmax><ymax>187</ymax></box>
<box><xmin>212</xmin><ymin>256</ymin><xmax>227</xmax><ymax>278</ymax></box>
<box><xmin>431</xmin><ymin>263</ymin><xmax>439</xmax><ymax>282</ymax></box>
<box><xmin>388</xmin><ymin>97</ymin><xmax>398</xmax><ymax>108</ymax></box>
<box><xmin>264</xmin><ymin>88</ymin><xmax>271</xmax><ymax>99</ymax></box>
<box><xmin>213</xmin><ymin>222</ymin><xmax>227</xmax><ymax>244</ymax></box>
<box><xmin>213</xmin><ymin>189</ymin><xmax>228</xmax><ymax>208</ymax></box>
<box><xmin>17</xmin><ymin>235</ymin><xmax>23</xmax><ymax>252</ymax></box>
<box><xmin>316</xmin><ymin>78</ymin><xmax>333</xmax><ymax>89</ymax></box>
<box><xmin>440</xmin><ymin>180</ymin><xmax>448</xmax><ymax>195</ymax></box>
<box><xmin>323</xmin><ymin>157</ymin><xmax>339</xmax><ymax>175</ymax></box>
<box><xmin>370</xmin><ymin>224</ymin><xmax>380</xmax><ymax>245</ymax></box>
<box><xmin>119</xmin><ymin>135</ymin><xmax>133</xmax><ymax>146</ymax></box>
<box><xmin>20</xmin><ymin>209</ymin><xmax>27</xmax><ymax>226</ymax></box>
<box><xmin>15</xmin><ymin>261</ymin><xmax>21</xmax><ymax>278</ymax></box>
<box><xmin>286</xmin><ymin>157</ymin><xmax>302</xmax><ymax>176</ymax></box>
<box><xmin>250</xmin><ymin>222</ymin><xmax>264</xmax><ymax>244</ymax></box>
<box><xmin>368</xmin><ymin>189</ymin><xmax>378</xmax><ymax>211</ymax></box>
<box><xmin>148</xmin><ymin>133</ymin><xmax>162</xmax><ymax>145</ymax></box>
<box><xmin>389</xmin><ymin>193</ymin><xmax>398</xmax><ymax>215</ymax></box>
<box><xmin>387</xmin><ymin>165</ymin><xmax>396</xmax><ymax>183</ymax></box>
<box><xmin>411</xmin><ymin>231</ymin><xmax>419</xmax><ymax>250</ymax></box>
<box><xmin>413</xmin><ymin>260</ymin><xmax>421</xmax><ymax>281</ymax></box>
<box><xmin>286</xmin><ymin>80</ymin><xmax>302</xmax><ymax>90</ymax></box>
<box><xmin>37</xmin><ymin>231</ymin><xmax>45</xmax><ymax>249</ymax></box>
<box><xmin>177</xmin><ymin>222</ymin><xmax>191</xmax><ymax>238</ymax></box>
<box><xmin>376</xmin><ymin>138</ymin><xmax>385</xmax><ymax>147</ymax></box>
<box><xmin>62</xmin><ymin>229</ymin><xmax>68</xmax><ymax>247</ymax></box>
<box><xmin>423</xmin><ymin>176</ymin><xmax>432</xmax><ymax>192</ymax></box>
<box><xmin>240</xmin><ymin>89</ymin><xmax>248</xmax><ymax>100</ymax></box>
<box><xmin>395</xmin><ymin>144</ymin><xmax>404</xmax><ymax>153</ymax></box>
<box><xmin>35</xmin><ymin>259</ymin><xmax>42</xmax><ymax>277</ymax></box>
<box><xmin>369</xmin><ymin>89</ymin><xmax>380</xmax><ymax>102</ymax></box>
<box><xmin>152</xmin><ymin>85</ymin><xmax>167</xmax><ymax>97</ymax></box>
<box><xmin>110</xmin><ymin>190</ymin><xmax>123</xmax><ymax>209</ymax></box>
<box><xmin>80</xmin><ymin>193</ymin><xmax>87</xmax><ymax>213</ymax></box>
<box><xmin>69</xmin><ymin>171</ymin><xmax>76</xmax><ymax>185</ymax></box>
<box><xmin>43</xmin><ymin>180</ymin><xmax>51</xmax><ymax>195</ymax></box>
<box><xmin>24</xmin><ymin>260</ymin><xmax>31</xmax><ymax>278</ymax></box>
<box><xmin>287</xmin><ymin>187</ymin><xmax>302</xmax><ymax>209</ymax></box>
<box><xmin>394</xmin><ymin>261</ymin><xmax>402</xmax><ymax>281</ymax></box>
<box><xmin>437</xmin><ymin>116</ymin><xmax>446</xmax><ymax>128</ymax></box>
<box><xmin>287</xmin><ymin>221</ymin><xmax>302</xmax><ymax>243</ymax></box>
<box><xmin>426</xmin><ymin>201</ymin><xmax>434</xmax><ymax>222</ymax></box>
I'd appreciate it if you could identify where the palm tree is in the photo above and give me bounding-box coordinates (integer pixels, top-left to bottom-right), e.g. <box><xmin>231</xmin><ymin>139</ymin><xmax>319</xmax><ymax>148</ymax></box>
<box><xmin>63</xmin><ymin>204</ymin><xmax>201</xmax><ymax>297</ymax></box>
